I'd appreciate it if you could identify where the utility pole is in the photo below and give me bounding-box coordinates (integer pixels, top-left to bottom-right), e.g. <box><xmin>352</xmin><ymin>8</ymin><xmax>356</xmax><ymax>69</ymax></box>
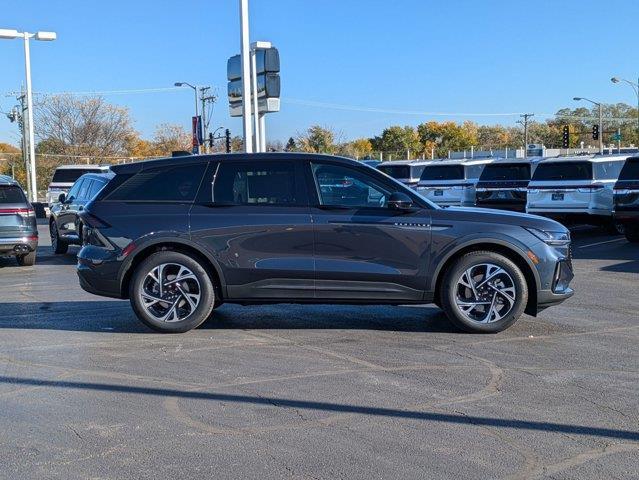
<box><xmin>16</xmin><ymin>90</ymin><xmax>32</xmax><ymax>199</ymax></box>
<box><xmin>198</xmin><ymin>86</ymin><xmax>217</xmax><ymax>153</ymax></box>
<box><xmin>519</xmin><ymin>113</ymin><xmax>534</xmax><ymax>158</ymax></box>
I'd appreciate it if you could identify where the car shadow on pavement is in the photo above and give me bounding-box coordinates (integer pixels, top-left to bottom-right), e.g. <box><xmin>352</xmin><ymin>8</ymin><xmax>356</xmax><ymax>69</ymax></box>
<box><xmin>1</xmin><ymin>375</ymin><xmax>638</xmax><ymax>442</ymax></box>
<box><xmin>0</xmin><ymin>301</ymin><xmax>459</xmax><ymax>334</ymax></box>
<box><xmin>573</xmin><ymin>240</ymin><xmax>639</xmax><ymax>274</ymax></box>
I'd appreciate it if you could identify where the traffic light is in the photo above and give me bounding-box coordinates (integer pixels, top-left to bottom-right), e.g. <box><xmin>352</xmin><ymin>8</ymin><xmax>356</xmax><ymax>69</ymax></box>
<box><xmin>562</xmin><ymin>125</ymin><xmax>570</xmax><ymax>148</ymax></box>
<box><xmin>225</xmin><ymin>129</ymin><xmax>231</xmax><ymax>153</ymax></box>
<box><xmin>592</xmin><ymin>124</ymin><xmax>599</xmax><ymax>140</ymax></box>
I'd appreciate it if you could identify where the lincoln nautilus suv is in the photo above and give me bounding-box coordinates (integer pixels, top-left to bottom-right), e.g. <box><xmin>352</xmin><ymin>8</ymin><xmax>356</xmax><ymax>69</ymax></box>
<box><xmin>77</xmin><ymin>153</ymin><xmax>573</xmax><ymax>333</ymax></box>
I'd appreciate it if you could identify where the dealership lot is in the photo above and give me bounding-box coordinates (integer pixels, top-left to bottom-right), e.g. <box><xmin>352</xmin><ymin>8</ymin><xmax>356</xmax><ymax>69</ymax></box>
<box><xmin>0</xmin><ymin>222</ymin><xmax>637</xmax><ymax>479</ymax></box>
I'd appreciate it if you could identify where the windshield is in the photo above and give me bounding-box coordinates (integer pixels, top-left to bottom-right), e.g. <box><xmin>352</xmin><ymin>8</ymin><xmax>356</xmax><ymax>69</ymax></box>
<box><xmin>480</xmin><ymin>164</ymin><xmax>531</xmax><ymax>181</ymax></box>
<box><xmin>0</xmin><ymin>185</ymin><xmax>27</xmax><ymax>204</ymax></box>
<box><xmin>420</xmin><ymin>165</ymin><xmax>464</xmax><ymax>181</ymax></box>
<box><xmin>532</xmin><ymin>162</ymin><xmax>592</xmax><ymax>181</ymax></box>
<box><xmin>377</xmin><ymin>165</ymin><xmax>410</xmax><ymax>179</ymax></box>
<box><xmin>52</xmin><ymin>168</ymin><xmax>103</xmax><ymax>183</ymax></box>
<box><xmin>618</xmin><ymin>159</ymin><xmax>639</xmax><ymax>181</ymax></box>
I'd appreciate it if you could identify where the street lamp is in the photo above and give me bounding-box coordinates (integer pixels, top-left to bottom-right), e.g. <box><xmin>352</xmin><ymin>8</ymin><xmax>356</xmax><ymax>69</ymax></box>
<box><xmin>611</xmin><ymin>76</ymin><xmax>639</xmax><ymax>137</ymax></box>
<box><xmin>574</xmin><ymin>97</ymin><xmax>603</xmax><ymax>154</ymax></box>
<box><xmin>0</xmin><ymin>28</ymin><xmax>57</xmax><ymax>203</ymax></box>
<box><xmin>174</xmin><ymin>82</ymin><xmax>200</xmax><ymax>153</ymax></box>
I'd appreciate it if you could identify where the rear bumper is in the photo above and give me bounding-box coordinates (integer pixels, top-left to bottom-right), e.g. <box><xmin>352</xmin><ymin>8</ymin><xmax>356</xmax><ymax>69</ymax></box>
<box><xmin>77</xmin><ymin>246</ymin><xmax>123</xmax><ymax>299</ymax></box>
<box><xmin>0</xmin><ymin>236</ymin><xmax>38</xmax><ymax>256</ymax></box>
<box><xmin>613</xmin><ymin>210</ymin><xmax>639</xmax><ymax>224</ymax></box>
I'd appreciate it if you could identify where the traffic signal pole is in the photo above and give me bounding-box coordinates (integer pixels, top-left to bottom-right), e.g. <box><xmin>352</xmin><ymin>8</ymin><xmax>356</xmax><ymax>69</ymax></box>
<box><xmin>598</xmin><ymin>103</ymin><xmax>603</xmax><ymax>154</ymax></box>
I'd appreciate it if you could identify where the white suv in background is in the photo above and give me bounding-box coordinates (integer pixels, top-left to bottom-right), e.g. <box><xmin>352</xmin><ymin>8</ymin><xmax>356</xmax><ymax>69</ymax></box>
<box><xmin>415</xmin><ymin>158</ymin><xmax>494</xmax><ymax>207</ymax></box>
<box><xmin>526</xmin><ymin>155</ymin><xmax>629</xmax><ymax>232</ymax></box>
<box><xmin>46</xmin><ymin>165</ymin><xmax>111</xmax><ymax>207</ymax></box>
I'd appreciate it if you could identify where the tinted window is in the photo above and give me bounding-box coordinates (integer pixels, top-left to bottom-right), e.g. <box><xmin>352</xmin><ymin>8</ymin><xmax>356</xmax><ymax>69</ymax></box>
<box><xmin>312</xmin><ymin>163</ymin><xmax>392</xmax><ymax>208</ymax></box>
<box><xmin>594</xmin><ymin>161</ymin><xmax>625</xmax><ymax>180</ymax></box>
<box><xmin>619</xmin><ymin>158</ymin><xmax>639</xmax><ymax>180</ymax></box>
<box><xmin>532</xmin><ymin>162</ymin><xmax>592</xmax><ymax>181</ymax></box>
<box><xmin>480</xmin><ymin>164</ymin><xmax>531</xmax><ymax>181</ymax></box>
<box><xmin>213</xmin><ymin>161</ymin><xmax>300</xmax><ymax>205</ymax></box>
<box><xmin>52</xmin><ymin>168</ymin><xmax>104</xmax><ymax>183</ymax></box>
<box><xmin>87</xmin><ymin>178</ymin><xmax>106</xmax><ymax>199</ymax></box>
<box><xmin>378</xmin><ymin>165</ymin><xmax>410</xmax><ymax>179</ymax></box>
<box><xmin>0</xmin><ymin>185</ymin><xmax>27</xmax><ymax>204</ymax></box>
<box><xmin>78</xmin><ymin>179</ymin><xmax>91</xmax><ymax>200</ymax></box>
<box><xmin>67</xmin><ymin>179</ymin><xmax>84</xmax><ymax>200</ymax></box>
<box><xmin>107</xmin><ymin>163</ymin><xmax>206</xmax><ymax>202</ymax></box>
<box><xmin>421</xmin><ymin>165</ymin><xmax>464</xmax><ymax>181</ymax></box>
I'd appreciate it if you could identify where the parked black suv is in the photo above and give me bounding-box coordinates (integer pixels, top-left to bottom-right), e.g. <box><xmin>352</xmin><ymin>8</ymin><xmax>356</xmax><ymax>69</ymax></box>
<box><xmin>77</xmin><ymin>153</ymin><xmax>573</xmax><ymax>333</ymax></box>
<box><xmin>49</xmin><ymin>172</ymin><xmax>113</xmax><ymax>254</ymax></box>
<box><xmin>0</xmin><ymin>175</ymin><xmax>38</xmax><ymax>266</ymax></box>
<box><xmin>614</xmin><ymin>156</ymin><xmax>639</xmax><ymax>242</ymax></box>
<box><xmin>475</xmin><ymin>159</ymin><xmax>540</xmax><ymax>212</ymax></box>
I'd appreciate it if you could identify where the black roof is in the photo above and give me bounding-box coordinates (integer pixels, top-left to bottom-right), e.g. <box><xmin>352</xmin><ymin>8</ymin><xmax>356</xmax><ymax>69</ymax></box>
<box><xmin>110</xmin><ymin>153</ymin><xmax>361</xmax><ymax>175</ymax></box>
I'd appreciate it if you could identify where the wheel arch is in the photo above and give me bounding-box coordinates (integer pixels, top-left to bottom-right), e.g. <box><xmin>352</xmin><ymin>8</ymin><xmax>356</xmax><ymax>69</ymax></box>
<box><xmin>432</xmin><ymin>239</ymin><xmax>540</xmax><ymax>316</ymax></box>
<box><xmin>118</xmin><ymin>239</ymin><xmax>226</xmax><ymax>300</ymax></box>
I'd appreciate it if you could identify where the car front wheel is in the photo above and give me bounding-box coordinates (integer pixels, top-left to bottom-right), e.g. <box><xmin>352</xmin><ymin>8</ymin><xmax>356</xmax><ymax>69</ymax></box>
<box><xmin>50</xmin><ymin>221</ymin><xmax>68</xmax><ymax>254</ymax></box>
<box><xmin>129</xmin><ymin>251</ymin><xmax>216</xmax><ymax>333</ymax></box>
<box><xmin>440</xmin><ymin>251</ymin><xmax>528</xmax><ymax>333</ymax></box>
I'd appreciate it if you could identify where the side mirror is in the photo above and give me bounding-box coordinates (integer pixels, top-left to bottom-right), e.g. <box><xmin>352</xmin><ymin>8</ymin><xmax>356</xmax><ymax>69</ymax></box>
<box><xmin>58</xmin><ymin>193</ymin><xmax>66</xmax><ymax>203</ymax></box>
<box><xmin>388</xmin><ymin>191</ymin><xmax>414</xmax><ymax>210</ymax></box>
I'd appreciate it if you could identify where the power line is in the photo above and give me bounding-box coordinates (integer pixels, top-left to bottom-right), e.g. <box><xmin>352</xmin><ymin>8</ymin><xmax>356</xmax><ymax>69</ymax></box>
<box><xmin>3</xmin><ymin>86</ymin><xmax>201</xmax><ymax>97</ymax></box>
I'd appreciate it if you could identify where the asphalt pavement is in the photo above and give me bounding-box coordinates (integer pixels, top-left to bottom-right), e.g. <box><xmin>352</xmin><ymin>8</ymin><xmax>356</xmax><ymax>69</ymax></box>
<box><xmin>0</xmin><ymin>222</ymin><xmax>637</xmax><ymax>479</ymax></box>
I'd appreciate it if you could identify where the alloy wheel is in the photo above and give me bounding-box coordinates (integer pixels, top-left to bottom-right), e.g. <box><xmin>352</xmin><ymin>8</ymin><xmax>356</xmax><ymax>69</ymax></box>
<box><xmin>455</xmin><ymin>263</ymin><xmax>516</xmax><ymax>324</ymax></box>
<box><xmin>139</xmin><ymin>263</ymin><xmax>202</xmax><ymax>323</ymax></box>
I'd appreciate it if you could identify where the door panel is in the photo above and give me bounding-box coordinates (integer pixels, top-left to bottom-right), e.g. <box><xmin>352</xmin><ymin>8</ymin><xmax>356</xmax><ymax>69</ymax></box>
<box><xmin>190</xmin><ymin>160</ymin><xmax>314</xmax><ymax>300</ymax></box>
<box><xmin>309</xmin><ymin>162</ymin><xmax>431</xmax><ymax>301</ymax></box>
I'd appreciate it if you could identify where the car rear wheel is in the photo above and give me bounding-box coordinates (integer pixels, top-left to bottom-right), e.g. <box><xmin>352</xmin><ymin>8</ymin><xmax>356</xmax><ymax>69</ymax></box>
<box><xmin>50</xmin><ymin>221</ymin><xmax>68</xmax><ymax>254</ymax></box>
<box><xmin>440</xmin><ymin>251</ymin><xmax>528</xmax><ymax>333</ymax></box>
<box><xmin>129</xmin><ymin>251</ymin><xmax>216</xmax><ymax>333</ymax></box>
<box><xmin>17</xmin><ymin>251</ymin><xmax>36</xmax><ymax>266</ymax></box>
<box><xmin>625</xmin><ymin>226</ymin><xmax>639</xmax><ymax>243</ymax></box>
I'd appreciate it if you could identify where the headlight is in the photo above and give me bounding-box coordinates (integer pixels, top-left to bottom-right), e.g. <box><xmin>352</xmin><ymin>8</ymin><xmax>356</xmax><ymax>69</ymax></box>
<box><xmin>525</xmin><ymin>227</ymin><xmax>571</xmax><ymax>246</ymax></box>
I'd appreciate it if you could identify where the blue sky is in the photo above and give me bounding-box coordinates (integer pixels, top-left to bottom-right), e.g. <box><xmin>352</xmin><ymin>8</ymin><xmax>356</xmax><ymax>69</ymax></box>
<box><xmin>1</xmin><ymin>0</ymin><xmax>638</xmax><ymax>146</ymax></box>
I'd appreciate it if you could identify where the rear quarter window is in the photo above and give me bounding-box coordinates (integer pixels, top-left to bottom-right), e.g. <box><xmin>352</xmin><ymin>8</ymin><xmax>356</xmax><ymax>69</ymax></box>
<box><xmin>594</xmin><ymin>161</ymin><xmax>625</xmax><ymax>180</ymax></box>
<box><xmin>421</xmin><ymin>165</ymin><xmax>464</xmax><ymax>181</ymax></box>
<box><xmin>105</xmin><ymin>164</ymin><xmax>206</xmax><ymax>202</ymax></box>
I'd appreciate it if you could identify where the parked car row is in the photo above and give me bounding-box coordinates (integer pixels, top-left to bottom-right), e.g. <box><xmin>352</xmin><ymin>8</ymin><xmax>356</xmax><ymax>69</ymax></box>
<box><xmin>376</xmin><ymin>154</ymin><xmax>639</xmax><ymax>242</ymax></box>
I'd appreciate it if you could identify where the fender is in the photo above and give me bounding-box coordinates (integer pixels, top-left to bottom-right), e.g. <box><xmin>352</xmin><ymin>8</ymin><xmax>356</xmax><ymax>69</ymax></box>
<box><xmin>428</xmin><ymin>232</ymin><xmax>542</xmax><ymax>293</ymax></box>
<box><xmin>117</xmin><ymin>232</ymin><xmax>227</xmax><ymax>297</ymax></box>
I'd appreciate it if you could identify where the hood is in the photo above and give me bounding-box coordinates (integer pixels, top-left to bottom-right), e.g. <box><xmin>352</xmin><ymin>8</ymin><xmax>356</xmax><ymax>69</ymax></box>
<box><xmin>441</xmin><ymin>206</ymin><xmax>568</xmax><ymax>231</ymax></box>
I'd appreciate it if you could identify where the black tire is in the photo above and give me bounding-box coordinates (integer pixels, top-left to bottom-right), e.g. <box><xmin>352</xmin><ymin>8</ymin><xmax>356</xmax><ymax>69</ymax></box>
<box><xmin>129</xmin><ymin>251</ymin><xmax>216</xmax><ymax>333</ymax></box>
<box><xmin>17</xmin><ymin>251</ymin><xmax>36</xmax><ymax>266</ymax></box>
<box><xmin>440</xmin><ymin>250</ymin><xmax>528</xmax><ymax>333</ymax></box>
<box><xmin>625</xmin><ymin>227</ymin><xmax>639</xmax><ymax>243</ymax></box>
<box><xmin>603</xmin><ymin>220</ymin><xmax>624</xmax><ymax>236</ymax></box>
<box><xmin>50</xmin><ymin>221</ymin><xmax>68</xmax><ymax>254</ymax></box>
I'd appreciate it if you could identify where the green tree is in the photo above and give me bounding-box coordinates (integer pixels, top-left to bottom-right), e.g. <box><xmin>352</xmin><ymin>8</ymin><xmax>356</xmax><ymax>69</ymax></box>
<box><xmin>296</xmin><ymin>125</ymin><xmax>337</xmax><ymax>153</ymax></box>
<box><xmin>372</xmin><ymin>125</ymin><xmax>421</xmax><ymax>159</ymax></box>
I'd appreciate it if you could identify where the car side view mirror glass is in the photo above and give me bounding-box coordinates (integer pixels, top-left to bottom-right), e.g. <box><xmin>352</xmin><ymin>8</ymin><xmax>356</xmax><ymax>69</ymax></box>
<box><xmin>388</xmin><ymin>191</ymin><xmax>414</xmax><ymax>210</ymax></box>
<box><xmin>58</xmin><ymin>193</ymin><xmax>66</xmax><ymax>203</ymax></box>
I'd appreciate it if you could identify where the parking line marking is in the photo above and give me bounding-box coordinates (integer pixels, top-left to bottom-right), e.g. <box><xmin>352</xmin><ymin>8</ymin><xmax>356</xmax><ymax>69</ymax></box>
<box><xmin>578</xmin><ymin>238</ymin><xmax>626</xmax><ymax>249</ymax></box>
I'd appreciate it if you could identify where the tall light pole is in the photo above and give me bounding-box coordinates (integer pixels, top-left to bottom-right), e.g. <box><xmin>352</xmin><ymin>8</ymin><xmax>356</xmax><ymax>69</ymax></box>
<box><xmin>574</xmin><ymin>97</ymin><xmax>603</xmax><ymax>154</ymax></box>
<box><xmin>239</xmin><ymin>0</ymin><xmax>253</xmax><ymax>153</ymax></box>
<box><xmin>175</xmin><ymin>82</ymin><xmax>200</xmax><ymax>153</ymax></box>
<box><xmin>0</xmin><ymin>28</ymin><xmax>56</xmax><ymax>202</ymax></box>
<box><xmin>611</xmin><ymin>76</ymin><xmax>639</xmax><ymax>138</ymax></box>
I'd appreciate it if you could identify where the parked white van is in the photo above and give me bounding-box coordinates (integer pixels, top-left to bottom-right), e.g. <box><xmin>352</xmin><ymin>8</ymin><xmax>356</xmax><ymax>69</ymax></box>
<box><xmin>415</xmin><ymin>158</ymin><xmax>494</xmax><ymax>207</ymax></box>
<box><xmin>526</xmin><ymin>155</ymin><xmax>629</xmax><ymax>232</ymax></box>
<box><xmin>376</xmin><ymin>160</ymin><xmax>431</xmax><ymax>188</ymax></box>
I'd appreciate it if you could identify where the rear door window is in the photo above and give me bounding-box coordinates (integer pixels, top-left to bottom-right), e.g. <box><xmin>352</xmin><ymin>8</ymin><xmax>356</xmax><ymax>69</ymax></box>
<box><xmin>87</xmin><ymin>179</ymin><xmax>106</xmax><ymax>199</ymax></box>
<box><xmin>68</xmin><ymin>179</ymin><xmax>85</xmax><ymax>200</ymax></box>
<box><xmin>78</xmin><ymin>180</ymin><xmax>92</xmax><ymax>200</ymax></box>
<box><xmin>532</xmin><ymin>162</ymin><xmax>592</xmax><ymax>181</ymax></box>
<box><xmin>378</xmin><ymin>165</ymin><xmax>410</xmax><ymax>179</ymax></box>
<box><xmin>0</xmin><ymin>185</ymin><xmax>27</xmax><ymax>204</ymax></box>
<box><xmin>311</xmin><ymin>163</ymin><xmax>393</xmax><ymax>208</ymax></box>
<box><xmin>52</xmin><ymin>168</ymin><xmax>103</xmax><ymax>183</ymax></box>
<box><xmin>106</xmin><ymin>163</ymin><xmax>206</xmax><ymax>202</ymax></box>
<box><xmin>212</xmin><ymin>161</ymin><xmax>306</xmax><ymax>206</ymax></box>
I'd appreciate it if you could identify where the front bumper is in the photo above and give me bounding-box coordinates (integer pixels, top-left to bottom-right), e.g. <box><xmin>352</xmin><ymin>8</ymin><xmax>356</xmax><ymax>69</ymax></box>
<box><xmin>0</xmin><ymin>236</ymin><xmax>38</xmax><ymax>256</ymax></box>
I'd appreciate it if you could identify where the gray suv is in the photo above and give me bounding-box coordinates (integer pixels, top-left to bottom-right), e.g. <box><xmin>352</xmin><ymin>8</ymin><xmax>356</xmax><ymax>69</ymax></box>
<box><xmin>0</xmin><ymin>175</ymin><xmax>38</xmax><ymax>266</ymax></box>
<box><xmin>77</xmin><ymin>153</ymin><xmax>574</xmax><ymax>333</ymax></box>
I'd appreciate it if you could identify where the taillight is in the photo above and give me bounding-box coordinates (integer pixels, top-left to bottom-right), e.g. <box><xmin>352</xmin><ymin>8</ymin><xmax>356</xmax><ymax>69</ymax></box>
<box><xmin>577</xmin><ymin>184</ymin><xmax>604</xmax><ymax>193</ymax></box>
<box><xmin>0</xmin><ymin>208</ymin><xmax>35</xmax><ymax>217</ymax></box>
